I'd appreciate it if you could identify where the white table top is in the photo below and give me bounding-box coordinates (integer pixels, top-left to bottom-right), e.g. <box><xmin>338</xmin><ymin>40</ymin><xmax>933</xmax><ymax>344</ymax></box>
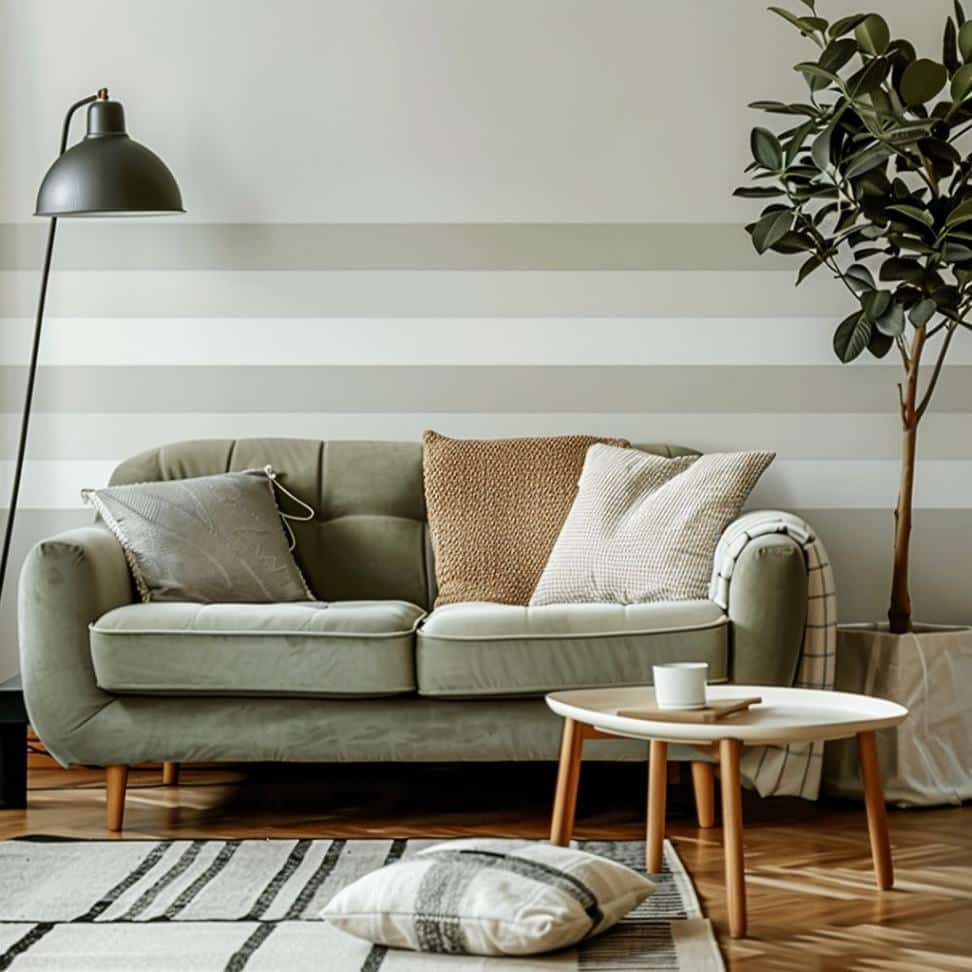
<box><xmin>546</xmin><ymin>685</ymin><xmax>908</xmax><ymax>746</ymax></box>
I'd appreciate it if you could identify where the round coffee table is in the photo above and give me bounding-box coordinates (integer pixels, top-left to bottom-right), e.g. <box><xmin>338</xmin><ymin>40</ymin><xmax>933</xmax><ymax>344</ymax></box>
<box><xmin>545</xmin><ymin>685</ymin><xmax>908</xmax><ymax>938</ymax></box>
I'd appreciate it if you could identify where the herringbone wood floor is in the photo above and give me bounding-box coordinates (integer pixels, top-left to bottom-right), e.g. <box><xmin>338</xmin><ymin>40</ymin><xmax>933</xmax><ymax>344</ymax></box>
<box><xmin>2</xmin><ymin>753</ymin><xmax>970</xmax><ymax>971</ymax></box>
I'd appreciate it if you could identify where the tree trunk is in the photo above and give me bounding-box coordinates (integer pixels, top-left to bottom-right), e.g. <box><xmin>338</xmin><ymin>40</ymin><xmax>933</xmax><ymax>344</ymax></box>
<box><xmin>889</xmin><ymin>366</ymin><xmax>919</xmax><ymax>635</ymax></box>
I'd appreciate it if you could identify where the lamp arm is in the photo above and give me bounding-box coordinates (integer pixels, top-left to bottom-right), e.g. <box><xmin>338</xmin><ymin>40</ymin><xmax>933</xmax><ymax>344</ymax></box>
<box><xmin>0</xmin><ymin>92</ymin><xmax>99</xmax><ymax>604</ymax></box>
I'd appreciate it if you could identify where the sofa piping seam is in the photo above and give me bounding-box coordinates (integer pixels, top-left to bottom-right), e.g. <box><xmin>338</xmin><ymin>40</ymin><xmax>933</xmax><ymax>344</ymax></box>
<box><xmin>89</xmin><ymin>613</ymin><xmax>426</xmax><ymax>640</ymax></box>
<box><xmin>417</xmin><ymin>614</ymin><xmax>728</xmax><ymax>642</ymax></box>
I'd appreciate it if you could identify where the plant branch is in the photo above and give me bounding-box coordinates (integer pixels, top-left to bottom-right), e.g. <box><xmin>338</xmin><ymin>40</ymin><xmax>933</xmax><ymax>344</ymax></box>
<box><xmin>915</xmin><ymin>321</ymin><xmax>958</xmax><ymax>421</ymax></box>
<box><xmin>896</xmin><ymin>336</ymin><xmax>910</xmax><ymax>368</ymax></box>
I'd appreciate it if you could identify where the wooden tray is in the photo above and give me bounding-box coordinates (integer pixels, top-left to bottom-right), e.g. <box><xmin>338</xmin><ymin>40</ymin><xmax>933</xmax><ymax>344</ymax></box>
<box><xmin>616</xmin><ymin>696</ymin><xmax>762</xmax><ymax>724</ymax></box>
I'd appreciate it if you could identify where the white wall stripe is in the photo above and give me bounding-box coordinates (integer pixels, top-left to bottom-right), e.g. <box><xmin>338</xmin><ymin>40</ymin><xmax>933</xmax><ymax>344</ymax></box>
<box><xmin>3</xmin><ymin>317</ymin><xmax>971</xmax><ymax>367</ymax></box>
<box><xmin>4</xmin><ymin>460</ymin><xmax>971</xmax><ymax>511</ymax></box>
<box><xmin>0</xmin><ymin>270</ymin><xmax>852</xmax><ymax>318</ymax></box>
<box><xmin>3</xmin><ymin>412</ymin><xmax>970</xmax><ymax>461</ymax></box>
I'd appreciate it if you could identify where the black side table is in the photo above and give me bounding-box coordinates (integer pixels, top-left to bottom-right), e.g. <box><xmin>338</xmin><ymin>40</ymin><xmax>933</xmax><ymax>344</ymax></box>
<box><xmin>0</xmin><ymin>674</ymin><xmax>27</xmax><ymax>809</ymax></box>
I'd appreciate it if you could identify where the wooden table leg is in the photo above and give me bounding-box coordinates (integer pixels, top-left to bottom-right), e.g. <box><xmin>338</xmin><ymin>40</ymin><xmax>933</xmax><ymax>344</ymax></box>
<box><xmin>646</xmin><ymin>739</ymin><xmax>668</xmax><ymax>873</ymax></box>
<box><xmin>691</xmin><ymin>760</ymin><xmax>716</xmax><ymax>828</ymax></box>
<box><xmin>550</xmin><ymin>718</ymin><xmax>585</xmax><ymax>845</ymax></box>
<box><xmin>162</xmin><ymin>761</ymin><xmax>180</xmax><ymax>786</ymax></box>
<box><xmin>719</xmin><ymin>738</ymin><xmax>746</xmax><ymax>938</ymax></box>
<box><xmin>858</xmin><ymin>730</ymin><xmax>894</xmax><ymax>890</ymax></box>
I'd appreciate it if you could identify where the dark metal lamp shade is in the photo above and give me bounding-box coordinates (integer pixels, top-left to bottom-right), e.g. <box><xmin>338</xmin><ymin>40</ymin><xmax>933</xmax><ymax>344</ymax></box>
<box><xmin>35</xmin><ymin>99</ymin><xmax>183</xmax><ymax>217</ymax></box>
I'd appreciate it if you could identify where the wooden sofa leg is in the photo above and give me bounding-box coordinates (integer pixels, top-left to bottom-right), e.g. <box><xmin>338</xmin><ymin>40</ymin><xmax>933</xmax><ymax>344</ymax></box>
<box><xmin>106</xmin><ymin>764</ymin><xmax>129</xmax><ymax>832</ymax></box>
<box><xmin>162</xmin><ymin>761</ymin><xmax>180</xmax><ymax>786</ymax></box>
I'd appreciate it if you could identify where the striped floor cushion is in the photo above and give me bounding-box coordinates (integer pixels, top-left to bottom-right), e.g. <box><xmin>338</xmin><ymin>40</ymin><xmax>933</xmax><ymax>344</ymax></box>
<box><xmin>321</xmin><ymin>838</ymin><xmax>655</xmax><ymax>956</ymax></box>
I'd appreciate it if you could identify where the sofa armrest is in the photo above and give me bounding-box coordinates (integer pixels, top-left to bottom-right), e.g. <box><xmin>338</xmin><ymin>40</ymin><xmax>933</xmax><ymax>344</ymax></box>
<box><xmin>724</xmin><ymin>531</ymin><xmax>808</xmax><ymax>686</ymax></box>
<box><xmin>18</xmin><ymin>524</ymin><xmax>134</xmax><ymax>765</ymax></box>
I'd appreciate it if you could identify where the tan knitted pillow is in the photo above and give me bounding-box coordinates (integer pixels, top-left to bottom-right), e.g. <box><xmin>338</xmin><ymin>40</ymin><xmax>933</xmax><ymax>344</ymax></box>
<box><xmin>423</xmin><ymin>432</ymin><xmax>629</xmax><ymax>606</ymax></box>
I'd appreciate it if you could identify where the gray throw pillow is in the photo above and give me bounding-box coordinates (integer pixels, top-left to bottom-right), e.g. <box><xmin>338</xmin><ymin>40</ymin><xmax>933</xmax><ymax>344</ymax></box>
<box><xmin>531</xmin><ymin>445</ymin><xmax>774</xmax><ymax>605</ymax></box>
<box><xmin>82</xmin><ymin>470</ymin><xmax>314</xmax><ymax>603</ymax></box>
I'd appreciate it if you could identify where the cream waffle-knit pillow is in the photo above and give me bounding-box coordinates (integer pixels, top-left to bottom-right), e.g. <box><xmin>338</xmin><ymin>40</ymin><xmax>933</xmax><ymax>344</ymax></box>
<box><xmin>531</xmin><ymin>445</ymin><xmax>774</xmax><ymax>605</ymax></box>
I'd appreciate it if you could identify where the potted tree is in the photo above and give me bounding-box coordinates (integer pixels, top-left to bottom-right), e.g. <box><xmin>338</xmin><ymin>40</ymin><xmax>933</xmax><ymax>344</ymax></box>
<box><xmin>737</xmin><ymin>1</ymin><xmax>972</xmax><ymax>804</ymax></box>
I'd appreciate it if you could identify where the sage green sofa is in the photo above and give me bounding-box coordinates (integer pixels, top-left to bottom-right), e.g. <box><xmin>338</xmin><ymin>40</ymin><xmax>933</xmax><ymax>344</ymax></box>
<box><xmin>19</xmin><ymin>438</ymin><xmax>809</xmax><ymax>829</ymax></box>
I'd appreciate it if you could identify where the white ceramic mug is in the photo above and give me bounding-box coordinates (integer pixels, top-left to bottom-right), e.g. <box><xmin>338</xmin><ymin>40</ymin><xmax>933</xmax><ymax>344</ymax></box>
<box><xmin>652</xmin><ymin>662</ymin><xmax>708</xmax><ymax>710</ymax></box>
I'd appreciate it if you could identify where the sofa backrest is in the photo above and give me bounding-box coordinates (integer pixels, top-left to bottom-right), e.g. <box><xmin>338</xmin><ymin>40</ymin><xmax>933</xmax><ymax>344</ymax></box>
<box><xmin>109</xmin><ymin>438</ymin><xmax>695</xmax><ymax>609</ymax></box>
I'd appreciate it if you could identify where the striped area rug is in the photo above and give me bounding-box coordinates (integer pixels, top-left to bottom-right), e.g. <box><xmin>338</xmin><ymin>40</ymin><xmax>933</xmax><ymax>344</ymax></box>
<box><xmin>0</xmin><ymin>838</ymin><xmax>722</xmax><ymax>971</ymax></box>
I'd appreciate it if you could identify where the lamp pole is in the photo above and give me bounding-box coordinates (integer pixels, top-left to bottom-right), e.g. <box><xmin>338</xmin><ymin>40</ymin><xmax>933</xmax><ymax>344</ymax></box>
<box><xmin>0</xmin><ymin>92</ymin><xmax>100</xmax><ymax>600</ymax></box>
<box><xmin>0</xmin><ymin>87</ymin><xmax>183</xmax><ymax>606</ymax></box>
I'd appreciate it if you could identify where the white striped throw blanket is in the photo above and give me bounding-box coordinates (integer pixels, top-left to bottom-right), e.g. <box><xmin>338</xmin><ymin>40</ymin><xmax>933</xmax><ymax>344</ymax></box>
<box><xmin>709</xmin><ymin>510</ymin><xmax>837</xmax><ymax>800</ymax></box>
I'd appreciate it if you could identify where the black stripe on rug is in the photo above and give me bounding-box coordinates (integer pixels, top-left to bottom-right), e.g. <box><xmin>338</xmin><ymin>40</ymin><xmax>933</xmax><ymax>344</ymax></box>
<box><xmin>162</xmin><ymin>841</ymin><xmax>242</xmax><ymax>920</ymax></box>
<box><xmin>224</xmin><ymin>923</ymin><xmax>276</xmax><ymax>972</ymax></box>
<box><xmin>0</xmin><ymin>923</ymin><xmax>55</xmax><ymax>970</ymax></box>
<box><xmin>76</xmin><ymin>841</ymin><xmax>174</xmax><ymax>922</ymax></box>
<box><xmin>360</xmin><ymin>839</ymin><xmax>408</xmax><ymax>972</ymax></box>
<box><xmin>282</xmin><ymin>838</ymin><xmax>347</xmax><ymax>920</ymax></box>
<box><xmin>245</xmin><ymin>839</ymin><xmax>312</xmax><ymax>920</ymax></box>
<box><xmin>118</xmin><ymin>841</ymin><xmax>206</xmax><ymax>920</ymax></box>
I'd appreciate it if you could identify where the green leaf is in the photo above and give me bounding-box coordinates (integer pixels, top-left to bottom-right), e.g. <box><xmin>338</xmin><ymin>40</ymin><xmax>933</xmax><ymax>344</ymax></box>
<box><xmin>944</xmin><ymin>240</ymin><xmax>972</xmax><ymax>262</ymax></box>
<box><xmin>751</xmin><ymin>209</ymin><xmax>793</xmax><ymax>253</ymax></box>
<box><xmin>875</xmin><ymin>300</ymin><xmax>906</xmax><ymax>336</ymax></box>
<box><xmin>811</xmin><ymin>126</ymin><xmax>833</xmax><ymax>171</ymax></box>
<box><xmin>733</xmin><ymin>186</ymin><xmax>785</xmax><ymax>198</ymax></box>
<box><xmin>849</xmin><ymin>56</ymin><xmax>890</xmax><ymax>95</ymax></box>
<box><xmin>850</xmin><ymin>224</ymin><xmax>884</xmax><ymax>242</ymax></box>
<box><xmin>895</xmin><ymin>235</ymin><xmax>938</xmax><ymax>255</ymax></box>
<box><xmin>751</xmin><ymin>127</ymin><xmax>783</xmax><ymax>170</ymax></box>
<box><xmin>931</xmin><ymin>283</ymin><xmax>962</xmax><ymax>308</ymax></box>
<box><xmin>951</xmin><ymin>62</ymin><xmax>972</xmax><ymax>102</ymax></box>
<box><xmin>768</xmin><ymin>7</ymin><xmax>827</xmax><ymax>34</ymax></box>
<box><xmin>846</xmin><ymin>263</ymin><xmax>877</xmax><ymax>294</ymax></box>
<box><xmin>921</xmin><ymin>138</ymin><xmax>961</xmax><ymax>165</ymax></box>
<box><xmin>748</xmin><ymin>100</ymin><xmax>818</xmax><ymax>115</ymax></box>
<box><xmin>855</xmin><ymin>14</ymin><xmax>890</xmax><ymax>55</ymax></box>
<box><xmin>945</xmin><ymin>198</ymin><xmax>972</xmax><ymax>226</ymax></box>
<box><xmin>833</xmin><ymin>311</ymin><xmax>872</xmax><ymax>361</ymax></box>
<box><xmin>945</xmin><ymin>17</ymin><xmax>961</xmax><ymax>75</ymax></box>
<box><xmin>868</xmin><ymin>329</ymin><xmax>894</xmax><ymax>358</ymax></box>
<box><xmin>909</xmin><ymin>298</ymin><xmax>937</xmax><ymax>325</ymax></box>
<box><xmin>819</xmin><ymin>37</ymin><xmax>859</xmax><ymax>74</ymax></box>
<box><xmin>958</xmin><ymin>0</ymin><xmax>968</xmax><ymax>26</ymax></box>
<box><xmin>879</xmin><ymin>257</ymin><xmax>925</xmax><ymax>282</ymax></box>
<box><xmin>844</xmin><ymin>144</ymin><xmax>893</xmax><ymax>179</ymax></box>
<box><xmin>785</xmin><ymin>120</ymin><xmax>816</xmax><ymax>166</ymax></box>
<box><xmin>829</xmin><ymin>13</ymin><xmax>869</xmax><ymax>38</ymax></box>
<box><xmin>899</xmin><ymin>58</ymin><xmax>948</xmax><ymax>104</ymax></box>
<box><xmin>886</xmin><ymin>204</ymin><xmax>935</xmax><ymax>228</ymax></box>
<box><xmin>796</xmin><ymin>61</ymin><xmax>842</xmax><ymax>88</ymax></box>
<box><xmin>796</xmin><ymin>253</ymin><xmax>824</xmax><ymax>285</ymax></box>
<box><xmin>770</xmin><ymin>231</ymin><xmax>816</xmax><ymax>254</ymax></box>
<box><xmin>862</xmin><ymin>289</ymin><xmax>892</xmax><ymax>322</ymax></box>
<box><xmin>960</xmin><ymin>21</ymin><xmax>972</xmax><ymax>61</ymax></box>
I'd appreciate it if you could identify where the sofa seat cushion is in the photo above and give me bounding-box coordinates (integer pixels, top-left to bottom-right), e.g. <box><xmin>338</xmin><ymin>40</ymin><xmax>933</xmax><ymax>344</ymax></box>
<box><xmin>90</xmin><ymin>601</ymin><xmax>425</xmax><ymax>697</ymax></box>
<box><xmin>416</xmin><ymin>600</ymin><xmax>727</xmax><ymax>698</ymax></box>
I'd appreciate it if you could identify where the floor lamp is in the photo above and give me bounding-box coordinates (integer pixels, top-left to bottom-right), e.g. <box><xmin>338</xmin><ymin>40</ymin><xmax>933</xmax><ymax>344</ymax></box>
<box><xmin>0</xmin><ymin>89</ymin><xmax>184</xmax><ymax>612</ymax></box>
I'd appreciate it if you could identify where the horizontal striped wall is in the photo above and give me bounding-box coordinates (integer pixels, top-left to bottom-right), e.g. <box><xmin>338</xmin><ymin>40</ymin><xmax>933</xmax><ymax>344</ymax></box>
<box><xmin>0</xmin><ymin>221</ymin><xmax>970</xmax><ymax>678</ymax></box>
